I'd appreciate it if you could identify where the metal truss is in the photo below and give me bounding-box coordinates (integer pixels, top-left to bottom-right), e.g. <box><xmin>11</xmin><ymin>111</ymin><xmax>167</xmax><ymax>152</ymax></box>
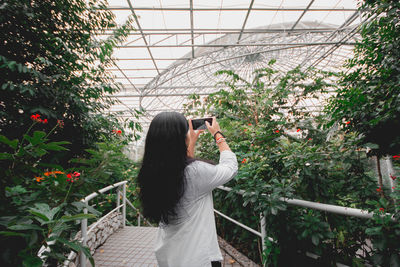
<box><xmin>101</xmin><ymin>1</ymin><xmax>363</xmax><ymax>148</ymax></box>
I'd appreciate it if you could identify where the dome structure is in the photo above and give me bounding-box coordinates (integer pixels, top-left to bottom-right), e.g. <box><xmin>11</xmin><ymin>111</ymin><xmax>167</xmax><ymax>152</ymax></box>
<box><xmin>103</xmin><ymin>0</ymin><xmax>363</xmax><ymax>156</ymax></box>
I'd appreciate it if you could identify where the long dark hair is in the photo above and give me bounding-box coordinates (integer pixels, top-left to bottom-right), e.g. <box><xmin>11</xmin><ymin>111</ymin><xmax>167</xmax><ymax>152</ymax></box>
<box><xmin>137</xmin><ymin>112</ymin><xmax>192</xmax><ymax>224</ymax></box>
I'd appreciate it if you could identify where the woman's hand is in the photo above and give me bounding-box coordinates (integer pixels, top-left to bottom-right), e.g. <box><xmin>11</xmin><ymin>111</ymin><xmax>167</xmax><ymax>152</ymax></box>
<box><xmin>205</xmin><ymin>117</ymin><xmax>221</xmax><ymax>136</ymax></box>
<box><xmin>206</xmin><ymin>117</ymin><xmax>231</xmax><ymax>152</ymax></box>
<box><xmin>187</xmin><ymin>119</ymin><xmax>204</xmax><ymax>157</ymax></box>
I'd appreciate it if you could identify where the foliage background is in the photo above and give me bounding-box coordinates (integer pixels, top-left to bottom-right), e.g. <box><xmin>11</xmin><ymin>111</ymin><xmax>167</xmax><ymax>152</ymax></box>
<box><xmin>184</xmin><ymin>61</ymin><xmax>399</xmax><ymax>265</ymax></box>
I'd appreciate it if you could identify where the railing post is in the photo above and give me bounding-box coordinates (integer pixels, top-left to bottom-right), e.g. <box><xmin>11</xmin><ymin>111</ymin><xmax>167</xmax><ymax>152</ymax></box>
<box><xmin>122</xmin><ymin>183</ymin><xmax>126</xmax><ymax>227</ymax></box>
<box><xmin>116</xmin><ymin>186</ymin><xmax>120</xmax><ymax>212</ymax></box>
<box><xmin>386</xmin><ymin>157</ymin><xmax>398</xmax><ymax>211</ymax></box>
<box><xmin>260</xmin><ymin>213</ymin><xmax>266</xmax><ymax>253</ymax></box>
<box><xmin>138</xmin><ymin>212</ymin><xmax>141</xmax><ymax>226</ymax></box>
<box><xmin>80</xmin><ymin>201</ymin><xmax>88</xmax><ymax>267</ymax></box>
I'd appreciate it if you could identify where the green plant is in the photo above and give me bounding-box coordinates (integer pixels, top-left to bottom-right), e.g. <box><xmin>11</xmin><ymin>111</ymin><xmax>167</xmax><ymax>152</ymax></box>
<box><xmin>0</xmin><ymin>0</ymin><xmax>137</xmax><ymax>170</ymax></box>
<box><xmin>365</xmin><ymin>190</ymin><xmax>400</xmax><ymax>266</ymax></box>
<box><xmin>0</xmin><ymin>115</ymin><xmax>98</xmax><ymax>266</ymax></box>
<box><xmin>184</xmin><ymin>64</ymin><xmax>390</xmax><ymax>265</ymax></box>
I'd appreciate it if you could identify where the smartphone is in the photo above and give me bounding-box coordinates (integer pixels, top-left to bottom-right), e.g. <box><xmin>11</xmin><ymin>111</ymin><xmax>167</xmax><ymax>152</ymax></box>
<box><xmin>191</xmin><ymin>118</ymin><xmax>213</xmax><ymax>130</ymax></box>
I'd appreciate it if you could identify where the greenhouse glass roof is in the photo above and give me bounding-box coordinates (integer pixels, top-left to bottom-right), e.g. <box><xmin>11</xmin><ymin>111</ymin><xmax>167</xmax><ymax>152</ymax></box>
<box><xmin>101</xmin><ymin>0</ymin><xmax>363</xmax><ymax>151</ymax></box>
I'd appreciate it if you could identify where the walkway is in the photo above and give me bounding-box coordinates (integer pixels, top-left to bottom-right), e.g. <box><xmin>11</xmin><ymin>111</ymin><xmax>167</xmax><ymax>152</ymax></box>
<box><xmin>93</xmin><ymin>226</ymin><xmax>259</xmax><ymax>267</ymax></box>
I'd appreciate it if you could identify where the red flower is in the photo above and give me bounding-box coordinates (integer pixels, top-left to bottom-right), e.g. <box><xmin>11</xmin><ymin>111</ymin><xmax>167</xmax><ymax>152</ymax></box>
<box><xmin>297</xmin><ymin>128</ymin><xmax>301</xmax><ymax>132</ymax></box>
<box><xmin>66</xmin><ymin>172</ymin><xmax>80</xmax><ymax>182</ymax></box>
<box><xmin>30</xmin><ymin>114</ymin><xmax>41</xmax><ymax>122</ymax></box>
<box><xmin>241</xmin><ymin>158</ymin><xmax>247</xmax><ymax>164</ymax></box>
<box><xmin>376</xmin><ymin>187</ymin><xmax>382</xmax><ymax>193</ymax></box>
<box><xmin>113</xmin><ymin>129</ymin><xmax>122</xmax><ymax>135</ymax></box>
<box><xmin>379</xmin><ymin>208</ymin><xmax>384</xmax><ymax>212</ymax></box>
<box><xmin>275</xmin><ymin>130</ymin><xmax>279</xmax><ymax>133</ymax></box>
<box><xmin>393</xmin><ymin>155</ymin><xmax>400</xmax><ymax>160</ymax></box>
<box><xmin>346</xmin><ymin>121</ymin><xmax>350</xmax><ymax>125</ymax></box>
<box><xmin>30</xmin><ymin>114</ymin><xmax>49</xmax><ymax>124</ymax></box>
<box><xmin>390</xmin><ymin>174</ymin><xmax>397</xmax><ymax>181</ymax></box>
<box><xmin>392</xmin><ymin>187</ymin><xmax>396</xmax><ymax>190</ymax></box>
<box><xmin>308</xmin><ymin>138</ymin><xmax>312</xmax><ymax>141</ymax></box>
<box><xmin>248</xmin><ymin>123</ymin><xmax>252</xmax><ymax>126</ymax></box>
<box><xmin>243</xmin><ymin>129</ymin><xmax>247</xmax><ymax>132</ymax></box>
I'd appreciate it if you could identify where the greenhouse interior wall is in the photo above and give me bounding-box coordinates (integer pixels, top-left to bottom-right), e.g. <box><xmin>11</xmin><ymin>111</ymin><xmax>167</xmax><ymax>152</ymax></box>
<box><xmin>0</xmin><ymin>0</ymin><xmax>399</xmax><ymax>266</ymax></box>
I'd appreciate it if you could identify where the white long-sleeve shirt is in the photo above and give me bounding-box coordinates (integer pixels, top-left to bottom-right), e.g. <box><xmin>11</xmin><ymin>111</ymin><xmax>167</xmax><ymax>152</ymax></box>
<box><xmin>154</xmin><ymin>150</ymin><xmax>238</xmax><ymax>267</ymax></box>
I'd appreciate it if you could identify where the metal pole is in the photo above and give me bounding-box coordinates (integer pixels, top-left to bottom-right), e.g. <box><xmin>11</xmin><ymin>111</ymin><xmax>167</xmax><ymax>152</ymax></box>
<box><xmin>138</xmin><ymin>212</ymin><xmax>141</xmax><ymax>226</ymax></box>
<box><xmin>260</xmin><ymin>213</ymin><xmax>267</xmax><ymax>253</ymax></box>
<box><xmin>386</xmin><ymin>157</ymin><xmax>398</xmax><ymax>212</ymax></box>
<box><xmin>116</xmin><ymin>187</ymin><xmax>120</xmax><ymax>212</ymax></box>
<box><xmin>386</xmin><ymin>157</ymin><xmax>396</xmax><ymax>192</ymax></box>
<box><xmin>80</xmin><ymin>201</ymin><xmax>88</xmax><ymax>267</ymax></box>
<box><xmin>122</xmin><ymin>184</ymin><xmax>126</xmax><ymax>227</ymax></box>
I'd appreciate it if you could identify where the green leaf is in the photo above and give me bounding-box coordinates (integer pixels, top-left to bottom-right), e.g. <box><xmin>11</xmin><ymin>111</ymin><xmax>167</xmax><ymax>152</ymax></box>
<box><xmin>24</xmin><ymin>131</ymin><xmax>47</xmax><ymax>146</ymax></box>
<box><xmin>29</xmin><ymin>203</ymin><xmax>62</xmax><ymax>222</ymax></box>
<box><xmin>54</xmin><ymin>237</ymin><xmax>95</xmax><ymax>266</ymax></box>
<box><xmin>22</xmin><ymin>256</ymin><xmax>43</xmax><ymax>267</ymax></box>
<box><xmin>365</xmin><ymin>226</ymin><xmax>382</xmax><ymax>236</ymax></box>
<box><xmin>364</xmin><ymin>143</ymin><xmax>379</xmax><ymax>149</ymax></box>
<box><xmin>311</xmin><ymin>235</ymin><xmax>320</xmax><ymax>246</ymax></box>
<box><xmin>0</xmin><ymin>135</ymin><xmax>18</xmax><ymax>149</ymax></box>
<box><xmin>0</xmin><ymin>152</ymin><xmax>13</xmax><ymax>160</ymax></box>
<box><xmin>43</xmin><ymin>141</ymin><xmax>70</xmax><ymax>151</ymax></box>
<box><xmin>8</xmin><ymin>224</ymin><xmax>43</xmax><ymax>231</ymax></box>
<box><xmin>0</xmin><ymin>231</ymin><xmax>28</xmax><ymax>237</ymax></box>
<box><xmin>5</xmin><ymin>185</ymin><xmax>28</xmax><ymax>197</ymax></box>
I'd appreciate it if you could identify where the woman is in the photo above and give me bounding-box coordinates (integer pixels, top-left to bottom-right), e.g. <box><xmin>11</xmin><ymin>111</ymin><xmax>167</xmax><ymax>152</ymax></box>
<box><xmin>138</xmin><ymin>112</ymin><xmax>238</xmax><ymax>267</ymax></box>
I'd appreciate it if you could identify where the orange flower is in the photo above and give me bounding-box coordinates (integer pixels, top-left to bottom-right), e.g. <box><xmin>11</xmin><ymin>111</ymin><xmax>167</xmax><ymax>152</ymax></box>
<box><xmin>44</xmin><ymin>170</ymin><xmax>65</xmax><ymax>176</ymax></box>
<box><xmin>35</xmin><ymin>176</ymin><xmax>44</xmax><ymax>182</ymax></box>
<box><xmin>241</xmin><ymin>158</ymin><xmax>247</xmax><ymax>164</ymax></box>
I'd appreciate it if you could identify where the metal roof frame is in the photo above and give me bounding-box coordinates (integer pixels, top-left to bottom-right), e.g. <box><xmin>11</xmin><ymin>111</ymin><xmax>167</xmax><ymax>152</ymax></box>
<box><xmin>100</xmin><ymin>0</ymin><xmax>363</xmax><ymax>144</ymax></box>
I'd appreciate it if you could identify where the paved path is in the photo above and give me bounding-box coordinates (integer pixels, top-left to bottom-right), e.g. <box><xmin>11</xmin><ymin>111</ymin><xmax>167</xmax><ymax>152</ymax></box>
<box><xmin>93</xmin><ymin>226</ymin><xmax>259</xmax><ymax>267</ymax></box>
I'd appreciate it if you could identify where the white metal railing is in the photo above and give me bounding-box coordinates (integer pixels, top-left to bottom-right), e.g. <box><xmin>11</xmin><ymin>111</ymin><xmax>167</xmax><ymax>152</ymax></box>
<box><xmin>78</xmin><ymin>180</ymin><xmax>127</xmax><ymax>267</ymax></box>
<box><xmin>60</xmin><ymin>181</ymin><xmax>151</xmax><ymax>267</ymax></box>
<box><xmin>214</xmin><ymin>184</ymin><xmax>396</xmax><ymax>267</ymax></box>
<box><xmin>57</xmin><ymin>177</ymin><xmax>395</xmax><ymax>267</ymax></box>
